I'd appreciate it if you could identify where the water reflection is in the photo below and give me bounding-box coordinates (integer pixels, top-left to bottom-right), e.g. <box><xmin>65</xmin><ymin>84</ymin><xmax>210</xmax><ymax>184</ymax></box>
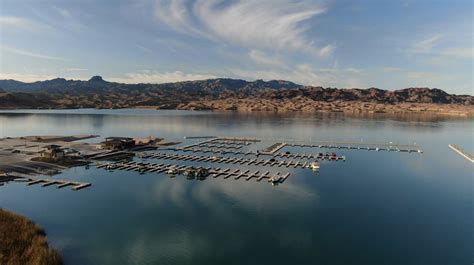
<box><xmin>0</xmin><ymin>109</ymin><xmax>472</xmax><ymax>265</ymax></box>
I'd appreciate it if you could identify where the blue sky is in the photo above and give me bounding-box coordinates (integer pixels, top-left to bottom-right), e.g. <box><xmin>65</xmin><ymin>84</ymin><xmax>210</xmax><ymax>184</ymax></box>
<box><xmin>0</xmin><ymin>0</ymin><xmax>472</xmax><ymax>94</ymax></box>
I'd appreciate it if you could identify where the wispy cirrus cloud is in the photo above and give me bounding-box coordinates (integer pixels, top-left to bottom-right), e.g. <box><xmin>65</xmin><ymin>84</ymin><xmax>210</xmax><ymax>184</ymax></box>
<box><xmin>411</xmin><ymin>34</ymin><xmax>473</xmax><ymax>59</ymax></box>
<box><xmin>413</xmin><ymin>34</ymin><xmax>442</xmax><ymax>53</ymax></box>
<box><xmin>63</xmin><ymin>68</ymin><xmax>88</xmax><ymax>72</ymax></box>
<box><xmin>230</xmin><ymin>64</ymin><xmax>364</xmax><ymax>88</ymax></box>
<box><xmin>248</xmin><ymin>50</ymin><xmax>284</xmax><ymax>66</ymax></box>
<box><xmin>0</xmin><ymin>72</ymin><xmax>56</xmax><ymax>82</ymax></box>
<box><xmin>442</xmin><ymin>47</ymin><xmax>473</xmax><ymax>59</ymax></box>
<box><xmin>154</xmin><ymin>0</ymin><xmax>334</xmax><ymax>57</ymax></box>
<box><xmin>52</xmin><ymin>5</ymin><xmax>72</xmax><ymax>19</ymax></box>
<box><xmin>1</xmin><ymin>45</ymin><xmax>66</xmax><ymax>61</ymax></box>
<box><xmin>0</xmin><ymin>16</ymin><xmax>54</xmax><ymax>33</ymax></box>
<box><xmin>109</xmin><ymin>70</ymin><xmax>216</xmax><ymax>84</ymax></box>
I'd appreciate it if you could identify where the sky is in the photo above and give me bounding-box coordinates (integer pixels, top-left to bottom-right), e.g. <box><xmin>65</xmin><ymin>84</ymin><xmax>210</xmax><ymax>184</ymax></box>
<box><xmin>0</xmin><ymin>0</ymin><xmax>472</xmax><ymax>94</ymax></box>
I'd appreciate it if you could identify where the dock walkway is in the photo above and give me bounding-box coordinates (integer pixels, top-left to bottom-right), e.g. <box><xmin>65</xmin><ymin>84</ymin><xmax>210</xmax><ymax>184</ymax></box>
<box><xmin>142</xmin><ymin>152</ymin><xmax>344</xmax><ymax>167</ymax></box>
<box><xmin>96</xmin><ymin>161</ymin><xmax>290</xmax><ymax>184</ymax></box>
<box><xmin>448</xmin><ymin>144</ymin><xmax>474</xmax><ymax>163</ymax></box>
<box><xmin>0</xmin><ymin>175</ymin><xmax>91</xmax><ymax>191</ymax></box>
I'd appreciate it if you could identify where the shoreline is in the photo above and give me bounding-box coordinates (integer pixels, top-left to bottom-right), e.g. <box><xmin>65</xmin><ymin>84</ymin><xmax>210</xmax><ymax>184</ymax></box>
<box><xmin>1</xmin><ymin>102</ymin><xmax>472</xmax><ymax>117</ymax></box>
<box><xmin>0</xmin><ymin>104</ymin><xmax>473</xmax><ymax>122</ymax></box>
<box><xmin>0</xmin><ymin>208</ymin><xmax>62</xmax><ymax>265</ymax></box>
<box><xmin>0</xmin><ymin>106</ymin><xmax>474</xmax><ymax>118</ymax></box>
<box><xmin>170</xmin><ymin>100</ymin><xmax>474</xmax><ymax>117</ymax></box>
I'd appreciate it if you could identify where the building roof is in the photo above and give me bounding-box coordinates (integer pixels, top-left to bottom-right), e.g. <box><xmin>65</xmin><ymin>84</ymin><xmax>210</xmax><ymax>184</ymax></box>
<box><xmin>43</xmin><ymin>144</ymin><xmax>62</xmax><ymax>150</ymax></box>
<box><xmin>39</xmin><ymin>149</ymin><xmax>63</xmax><ymax>153</ymax></box>
<box><xmin>104</xmin><ymin>137</ymin><xmax>134</xmax><ymax>141</ymax></box>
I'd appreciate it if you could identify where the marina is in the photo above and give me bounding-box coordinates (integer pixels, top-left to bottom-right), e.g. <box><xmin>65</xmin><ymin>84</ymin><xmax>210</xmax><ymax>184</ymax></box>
<box><xmin>0</xmin><ymin>108</ymin><xmax>470</xmax><ymax>265</ymax></box>
<box><xmin>0</xmin><ymin>133</ymin><xmax>424</xmax><ymax>190</ymax></box>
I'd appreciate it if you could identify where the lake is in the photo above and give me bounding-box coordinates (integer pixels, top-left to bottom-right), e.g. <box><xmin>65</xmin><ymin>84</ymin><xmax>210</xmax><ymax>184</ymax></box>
<box><xmin>0</xmin><ymin>109</ymin><xmax>472</xmax><ymax>265</ymax></box>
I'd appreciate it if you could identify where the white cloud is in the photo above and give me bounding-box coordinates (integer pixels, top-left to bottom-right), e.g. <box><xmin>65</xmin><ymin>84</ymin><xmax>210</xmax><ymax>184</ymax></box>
<box><xmin>154</xmin><ymin>0</ymin><xmax>333</xmax><ymax>57</ymax></box>
<box><xmin>0</xmin><ymin>16</ymin><xmax>53</xmax><ymax>33</ymax></box>
<box><xmin>109</xmin><ymin>70</ymin><xmax>217</xmax><ymax>84</ymax></box>
<box><xmin>442</xmin><ymin>47</ymin><xmax>473</xmax><ymax>59</ymax></box>
<box><xmin>1</xmin><ymin>45</ymin><xmax>66</xmax><ymax>61</ymax></box>
<box><xmin>154</xmin><ymin>37</ymin><xmax>191</xmax><ymax>53</ymax></box>
<box><xmin>411</xmin><ymin>34</ymin><xmax>472</xmax><ymax>59</ymax></box>
<box><xmin>0</xmin><ymin>73</ymin><xmax>56</xmax><ymax>82</ymax></box>
<box><xmin>63</xmin><ymin>68</ymin><xmax>88</xmax><ymax>72</ymax></box>
<box><xmin>381</xmin><ymin>67</ymin><xmax>404</xmax><ymax>73</ymax></box>
<box><xmin>137</xmin><ymin>44</ymin><xmax>153</xmax><ymax>53</ymax></box>
<box><xmin>52</xmin><ymin>5</ymin><xmax>72</xmax><ymax>19</ymax></box>
<box><xmin>50</xmin><ymin>5</ymin><xmax>86</xmax><ymax>32</ymax></box>
<box><xmin>413</xmin><ymin>34</ymin><xmax>442</xmax><ymax>53</ymax></box>
<box><xmin>230</xmin><ymin>64</ymin><xmax>364</xmax><ymax>88</ymax></box>
<box><xmin>248</xmin><ymin>50</ymin><xmax>284</xmax><ymax>66</ymax></box>
<box><xmin>318</xmin><ymin>44</ymin><xmax>335</xmax><ymax>57</ymax></box>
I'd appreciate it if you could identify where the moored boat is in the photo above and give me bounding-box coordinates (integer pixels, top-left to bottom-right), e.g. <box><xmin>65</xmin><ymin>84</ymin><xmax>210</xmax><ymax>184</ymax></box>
<box><xmin>310</xmin><ymin>161</ymin><xmax>320</xmax><ymax>171</ymax></box>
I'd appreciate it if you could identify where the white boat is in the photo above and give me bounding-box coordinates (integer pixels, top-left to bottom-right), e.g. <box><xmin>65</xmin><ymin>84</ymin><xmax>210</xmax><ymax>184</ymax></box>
<box><xmin>310</xmin><ymin>161</ymin><xmax>320</xmax><ymax>171</ymax></box>
<box><xmin>269</xmin><ymin>175</ymin><xmax>281</xmax><ymax>184</ymax></box>
<box><xmin>167</xmin><ymin>168</ymin><xmax>180</xmax><ymax>175</ymax></box>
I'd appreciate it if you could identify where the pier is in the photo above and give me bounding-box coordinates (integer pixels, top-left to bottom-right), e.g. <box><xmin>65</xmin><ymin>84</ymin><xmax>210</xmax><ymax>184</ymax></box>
<box><xmin>95</xmin><ymin>161</ymin><xmax>291</xmax><ymax>184</ymax></box>
<box><xmin>179</xmin><ymin>136</ymin><xmax>423</xmax><ymax>153</ymax></box>
<box><xmin>260</xmin><ymin>142</ymin><xmax>287</xmax><ymax>155</ymax></box>
<box><xmin>162</xmin><ymin>148</ymin><xmax>345</xmax><ymax>161</ymax></box>
<box><xmin>141</xmin><ymin>152</ymin><xmax>344</xmax><ymax>167</ymax></box>
<box><xmin>448</xmin><ymin>144</ymin><xmax>474</xmax><ymax>163</ymax></box>
<box><xmin>0</xmin><ymin>174</ymin><xmax>92</xmax><ymax>191</ymax></box>
<box><xmin>180</xmin><ymin>137</ymin><xmax>260</xmax><ymax>151</ymax></box>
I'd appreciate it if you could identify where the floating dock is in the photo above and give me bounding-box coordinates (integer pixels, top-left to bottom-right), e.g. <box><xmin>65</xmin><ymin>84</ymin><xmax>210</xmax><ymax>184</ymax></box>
<box><xmin>141</xmin><ymin>152</ymin><xmax>344</xmax><ymax>167</ymax></box>
<box><xmin>180</xmin><ymin>137</ymin><xmax>259</xmax><ymax>151</ymax></box>
<box><xmin>260</xmin><ymin>142</ymin><xmax>287</xmax><ymax>155</ymax></box>
<box><xmin>448</xmin><ymin>144</ymin><xmax>474</xmax><ymax>163</ymax></box>
<box><xmin>182</xmin><ymin>136</ymin><xmax>423</xmax><ymax>153</ymax></box>
<box><xmin>163</xmin><ymin>147</ymin><xmax>345</xmax><ymax>161</ymax></box>
<box><xmin>0</xmin><ymin>174</ymin><xmax>92</xmax><ymax>191</ymax></box>
<box><xmin>96</xmin><ymin>161</ymin><xmax>290</xmax><ymax>184</ymax></box>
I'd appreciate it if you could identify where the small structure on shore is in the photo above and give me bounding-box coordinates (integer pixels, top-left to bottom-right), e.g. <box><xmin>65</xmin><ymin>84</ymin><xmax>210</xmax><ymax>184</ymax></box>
<box><xmin>101</xmin><ymin>137</ymin><xmax>135</xmax><ymax>150</ymax></box>
<box><xmin>134</xmin><ymin>136</ymin><xmax>163</xmax><ymax>145</ymax></box>
<box><xmin>39</xmin><ymin>145</ymin><xmax>65</xmax><ymax>160</ymax></box>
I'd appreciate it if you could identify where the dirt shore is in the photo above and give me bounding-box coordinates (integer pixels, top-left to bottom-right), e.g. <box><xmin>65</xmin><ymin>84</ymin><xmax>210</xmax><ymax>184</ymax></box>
<box><xmin>172</xmin><ymin>99</ymin><xmax>474</xmax><ymax>117</ymax></box>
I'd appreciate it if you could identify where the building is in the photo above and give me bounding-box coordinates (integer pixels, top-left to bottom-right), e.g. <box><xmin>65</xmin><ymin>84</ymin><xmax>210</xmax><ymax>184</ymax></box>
<box><xmin>101</xmin><ymin>137</ymin><xmax>135</xmax><ymax>150</ymax></box>
<box><xmin>40</xmin><ymin>144</ymin><xmax>65</xmax><ymax>159</ymax></box>
<box><xmin>133</xmin><ymin>136</ymin><xmax>163</xmax><ymax>145</ymax></box>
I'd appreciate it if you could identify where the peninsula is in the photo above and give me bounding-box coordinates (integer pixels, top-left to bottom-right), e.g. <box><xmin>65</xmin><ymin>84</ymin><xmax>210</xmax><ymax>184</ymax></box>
<box><xmin>0</xmin><ymin>76</ymin><xmax>472</xmax><ymax>116</ymax></box>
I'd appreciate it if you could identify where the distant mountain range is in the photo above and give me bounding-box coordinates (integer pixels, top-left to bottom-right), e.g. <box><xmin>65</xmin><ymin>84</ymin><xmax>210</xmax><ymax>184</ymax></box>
<box><xmin>0</xmin><ymin>76</ymin><xmax>472</xmax><ymax>112</ymax></box>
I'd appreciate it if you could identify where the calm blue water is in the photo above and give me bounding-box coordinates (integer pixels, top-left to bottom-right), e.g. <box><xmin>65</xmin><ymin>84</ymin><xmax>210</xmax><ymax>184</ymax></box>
<box><xmin>0</xmin><ymin>109</ymin><xmax>473</xmax><ymax>265</ymax></box>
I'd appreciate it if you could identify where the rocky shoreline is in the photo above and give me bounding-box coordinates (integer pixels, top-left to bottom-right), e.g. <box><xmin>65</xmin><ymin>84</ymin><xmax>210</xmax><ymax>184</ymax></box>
<box><xmin>0</xmin><ymin>77</ymin><xmax>472</xmax><ymax>116</ymax></box>
<box><xmin>172</xmin><ymin>99</ymin><xmax>474</xmax><ymax>116</ymax></box>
